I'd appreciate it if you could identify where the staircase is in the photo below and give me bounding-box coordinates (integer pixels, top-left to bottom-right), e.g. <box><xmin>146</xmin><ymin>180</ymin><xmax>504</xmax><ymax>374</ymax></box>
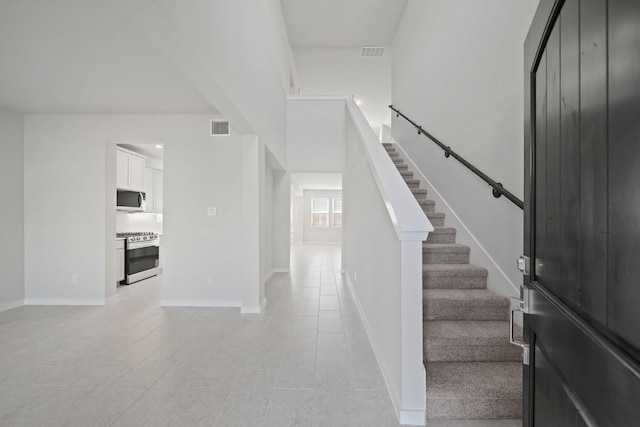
<box><xmin>383</xmin><ymin>143</ymin><xmax>522</xmax><ymax>420</ymax></box>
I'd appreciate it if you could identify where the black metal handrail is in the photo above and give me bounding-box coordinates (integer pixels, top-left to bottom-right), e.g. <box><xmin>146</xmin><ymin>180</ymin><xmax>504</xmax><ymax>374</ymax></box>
<box><xmin>389</xmin><ymin>105</ymin><xmax>524</xmax><ymax>210</ymax></box>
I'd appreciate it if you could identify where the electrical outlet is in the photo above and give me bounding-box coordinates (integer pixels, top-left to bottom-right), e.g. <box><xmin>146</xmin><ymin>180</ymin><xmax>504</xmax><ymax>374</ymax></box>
<box><xmin>207</xmin><ymin>275</ymin><xmax>214</xmax><ymax>285</ymax></box>
<box><xmin>72</xmin><ymin>274</ymin><xmax>79</xmax><ymax>284</ymax></box>
<box><xmin>207</xmin><ymin>207</ymin><xmax>217</xmax><ymax>216</ymax></box>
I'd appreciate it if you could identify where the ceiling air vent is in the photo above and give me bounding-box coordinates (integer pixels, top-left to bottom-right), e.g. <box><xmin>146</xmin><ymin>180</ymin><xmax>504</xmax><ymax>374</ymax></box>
<box><xmin>360</xmin><ymin>46</ymin><xmax>386</xmax><ymax>57</ymax></box>
<box><xmin>210</xmin><ymin>120</ymin><xmax>230</xmax><ymax>136</ymax></box>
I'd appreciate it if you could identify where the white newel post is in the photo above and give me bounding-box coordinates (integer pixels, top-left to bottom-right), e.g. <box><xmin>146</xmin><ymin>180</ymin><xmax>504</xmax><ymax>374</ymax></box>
<box><xmin>400</xmin><ymin>238</ymin><xmax>428</xmax><ymax>425</ymax></box>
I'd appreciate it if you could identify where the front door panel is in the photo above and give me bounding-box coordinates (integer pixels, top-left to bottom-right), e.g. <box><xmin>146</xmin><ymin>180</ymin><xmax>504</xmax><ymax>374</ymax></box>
<box><xmin>524</xmin><ymin>0</ymin><xmax>640</xmax><ymax>425</ymax></box>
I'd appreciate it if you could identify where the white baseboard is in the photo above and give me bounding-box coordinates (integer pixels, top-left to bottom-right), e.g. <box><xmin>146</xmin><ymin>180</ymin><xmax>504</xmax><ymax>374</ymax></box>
<box><xmin>24</xmin><ymin>298</ymin><xmax>105</xmax><ymax>306</ymax></box>
<box><xmin>344</xmin><ymin>275</ymin><xmax>425</xmax><ymax>426</ymax></box>
<box><xmin>394</xmin><ymin>142</ymin><xmax>519</xmax><ymax>298</ymax></box>
<box><xmin>160</xmin><ymin>299</ymin><xmax>242</xmax><ymax>308</ymax></box>
<box><xmin>240</xmin><ymin>297</ymin><xmax>267</xmax><ymax>314</ymax></box>
<box><xmin>401</xmin><ymin>409</ymin><xmax>427</xmax><ymax>426</ymax></box>
<box><xmin>0</xmin><ymin>299</ymin><xmax>25</xmax><ymax>312</ymax></box>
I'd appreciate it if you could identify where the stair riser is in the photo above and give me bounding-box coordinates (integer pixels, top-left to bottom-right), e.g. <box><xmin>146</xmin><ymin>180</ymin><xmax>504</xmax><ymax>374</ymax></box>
<box><xmin>424</xmin><ymin>345</ymin><xmax>523</xmax><ymax>363</ymax></box>
<box><xmin>423</xmin><ymin>252</ymin><xmax>469</xmax><ymax>264</ymax></box>
<box><xmin>423</xmin><ymin>273</ymin><xmax>486</xmax><ymax>289</ymax></box>
<box><xmin>426</xmin><ymin>399</ymin><xmax>522</xmax><ymax>419</ymax></box>
<box><xmin>412</xmin><ymin>190</ymin><xmax>427</xmax><ymax>200</ymax></box>
<box><xmin>423</xmin><ymin>303</ymin><xmax>509</xmax><ymax>321</ymax></box>
<box><xmin>421</xmin><ymin>202</ymin><xmax>435</xmax><ymax>213</ymax></box>
<box><xmin>388</xmin><ymin>152</ymin><xmax>400</xmax><ymax>158</ymax></box>
<box><xmin>427</xmin><ymin>232</ymin><xmax>456</xmax><ymax>244</ymax></box>
<box><xmin>400</xmin><ymin>171</ymin><xmax>414</xmax><ymax>178</ymax></box>
<box><xmin>396</xmin><ymin>164</ymin><xmax>409</xmax><ymax>171</ymax></box>
<box><xmin>405</xmin><ymin>181</ymin><xmax>421</xmax><ymax>188</ymax></box>
<box><xmin>392</xmin><ymin>159</ymin><xmax>404</xmax><ymax>164</ymax></box>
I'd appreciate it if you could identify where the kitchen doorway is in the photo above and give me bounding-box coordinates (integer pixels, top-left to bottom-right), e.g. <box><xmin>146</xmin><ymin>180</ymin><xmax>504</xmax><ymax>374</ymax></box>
<box><xmin>113</xmin><ymin>142</ymin><xmax>164</xmax><ymax>299</ymax></box>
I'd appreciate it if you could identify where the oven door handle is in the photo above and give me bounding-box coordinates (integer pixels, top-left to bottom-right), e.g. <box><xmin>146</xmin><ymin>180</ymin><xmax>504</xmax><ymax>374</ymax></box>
<box><xmin>127</xmin><ymin>241</ymin><xmax>159</xmax><ymax>250</ymax></box>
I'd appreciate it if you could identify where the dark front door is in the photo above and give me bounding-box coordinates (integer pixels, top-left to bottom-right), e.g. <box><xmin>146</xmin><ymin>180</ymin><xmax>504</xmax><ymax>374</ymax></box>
<box><xmin>523</xmin><ymin>0</ymin><xmax>640</xmax><ymax>425</ymax></box>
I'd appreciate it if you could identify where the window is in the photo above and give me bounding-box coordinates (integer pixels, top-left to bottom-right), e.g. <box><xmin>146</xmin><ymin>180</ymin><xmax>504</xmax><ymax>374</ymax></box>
<box><xmin>332</xmin><ymin>198</ymin><xmax>342</xmax><ymax>227</ymax></box>
<box><xmin>311</xmin><ymin>198</ymin><xmax>330</xmax><ymax>227</ymax></box>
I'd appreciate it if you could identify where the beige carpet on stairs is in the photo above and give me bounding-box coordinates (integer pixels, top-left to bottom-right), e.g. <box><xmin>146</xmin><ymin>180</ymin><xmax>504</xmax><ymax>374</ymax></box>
<box><xmin>383</xmin><ymin>142</ymin><xmax>523</xmax><ymax>420</ymax></box>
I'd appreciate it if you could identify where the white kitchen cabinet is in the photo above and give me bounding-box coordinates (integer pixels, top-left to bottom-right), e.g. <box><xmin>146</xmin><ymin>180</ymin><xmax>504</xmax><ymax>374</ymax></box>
<box><xmin>144</xmin><ymin>168</ymin><xmax>155</xmax><ymax>212</ymax></box>
<box><xmin>155</xmin><ymin>170</ymin><xmax>163</xmax><ymax>214</ymax></box>
<box><xmin>116</xmin><ymin>148</ymin><xmax>146</xmax><ymax>191</ymax></box>
<box><xmin>143</xmin><ymin>167</ymin><xmax>164</xmax><ymax>213</ymax></box>
<box><xmin>128</xmin><ymin>155</ymin><xmax>145</xmax><ymax>190</ymax></box>
<box><xmin>116</xmin><ymin>239</ymin><xmax>125</xmax><ymax>283</ymax></box>
<box><xmin>116</xmin><ymin>150</ymin><xmax>129</xmax><ymax>189</ymax></box>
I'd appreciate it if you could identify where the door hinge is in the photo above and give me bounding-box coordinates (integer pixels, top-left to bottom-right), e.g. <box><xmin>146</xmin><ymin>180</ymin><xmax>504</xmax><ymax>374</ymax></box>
<box><xmin>517</xmin><ymin>255</ymin><xmax>530</xmax><ymax>276</ymax></box>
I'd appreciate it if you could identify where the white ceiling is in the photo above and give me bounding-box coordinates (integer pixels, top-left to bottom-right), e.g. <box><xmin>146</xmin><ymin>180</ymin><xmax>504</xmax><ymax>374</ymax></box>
<box><xmin>0</xmin><ymin>0</ymin><xmax>217</xmax><ymax>114</ymax></box>
<box><xmin>281</xmin><ymin>0</ymin><xmax>408</xmax><ymax>47</ymax></box>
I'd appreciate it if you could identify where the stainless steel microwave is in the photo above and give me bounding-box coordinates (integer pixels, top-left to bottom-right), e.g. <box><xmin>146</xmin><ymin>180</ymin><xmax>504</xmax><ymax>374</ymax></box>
<box><xmin>117</xmin><ymin>190</ymin><xmax>146</xmax><ymax>212</ymax></box>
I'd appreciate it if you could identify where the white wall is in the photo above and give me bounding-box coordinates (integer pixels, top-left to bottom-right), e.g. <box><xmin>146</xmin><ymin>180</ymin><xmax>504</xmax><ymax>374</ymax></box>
<box><xmin>286</xmin><ymin>98</ymin><xmax>346</xmax><ymax>172</ymax></box>
<box><xmin>272</xmin><ymin>170</ymin><xmax>291</xmax><ymax>270</ymax></box>
<box><xmin>142</xmin><ymin>0</ymin><xmax>294</xmax><ymax>167</ymax></box>
<box><xmin>343</xmin><ymin>102</ymin><xmax>430</xmax><ymax>424</ymax></box>
<box><xmin>302</xmin><ymin>189</ymin><xmax>342</xmax><ymax>244</ymax></box>
<box><xmin>0</xmin><ymin>108</ymin><xmax>25</xmax><ymax>310</ymax></box>
<box><xmin>290</xmin><ymin>193</ymin><xmax>303</xmax><ymax>244</ymax></box>
<box><xmin>392</xmin><ymin>0</ymin><xmax>539</xmax><ymax>296</ymax></box>
<box><xmin>264</xmin><ymin>164</ymin><xmax>275</xmax><ymax>280</ymax></box>
<box><xmin>162</xmin><ymin>132</ymin><xmax>245</xmax><ymax>306</ymax></box>
<box><xmin>294</xmin><ymin>48</ymin><xmax>391</xmax><ymax>131</ymax></box>
<box><xmin>23</xmin><ymin>114</ymin><xmax>252</xmax><ymax>308</ymax></box>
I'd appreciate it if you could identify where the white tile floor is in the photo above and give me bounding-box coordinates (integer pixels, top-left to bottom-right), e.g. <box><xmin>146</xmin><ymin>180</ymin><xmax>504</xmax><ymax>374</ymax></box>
<box><xmin>0</xmin><ymin>245</ymin><xmax>521</xmax><ymax>427</ymax></box>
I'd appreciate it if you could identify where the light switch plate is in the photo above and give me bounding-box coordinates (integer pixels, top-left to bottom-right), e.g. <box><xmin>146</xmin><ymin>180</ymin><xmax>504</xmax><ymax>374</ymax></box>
<box><xmin>207</xmin><ymin>207</ymin><xmax>217</xmax><ymax>216</ymax></box>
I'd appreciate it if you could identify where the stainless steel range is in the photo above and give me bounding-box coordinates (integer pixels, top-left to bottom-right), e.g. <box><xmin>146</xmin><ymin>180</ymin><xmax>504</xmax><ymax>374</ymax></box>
<box><xmin>116</xmin><ymin>232</ymin><xmax>160</xmax><ymax>284</ymax></box>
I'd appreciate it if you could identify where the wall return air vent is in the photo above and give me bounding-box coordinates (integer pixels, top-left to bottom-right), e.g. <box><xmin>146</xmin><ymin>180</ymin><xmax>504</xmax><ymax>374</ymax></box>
<box><xmin>210</xmin><ymin>120</ymin><xmax>230</xmax><ymax>136</ymax></box>
<box><xmin>360</xmin><ymin>46</ymin><xmax>386</xmax><ymax>57</ymax></box>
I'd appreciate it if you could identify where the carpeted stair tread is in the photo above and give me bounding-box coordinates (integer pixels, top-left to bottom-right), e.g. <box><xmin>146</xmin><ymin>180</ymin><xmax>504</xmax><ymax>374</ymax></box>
<box><xmin>422</xmin><ymin>264</ymin><xmax>487</xmax><ymax>289</ymax></box>
<box><xmin>385</xmin><ymin>142</ymin><xmax>520</xmax><ymax>420</ymax></box>
<box><xmin>423</xmin><ymin>289</ymin><xmax>509</xmax><ymax>320</ymax></box>
<box><xmin>424</xmin><ymin>321</ymin><xmax>523</xmax><ymax>362</ymax></box>
<box><xmin>423</xmin><ymin>243</ymin><xmax>469</xmax><ymax>263</ymax></box>
<box><xmin>427</xmin><ymin>227</ymin><xmax>456</xmax><ymax>243</ymax></box>
<box><xmin>425</xmin><ymin>212</ymin><xmax>446</xmax><ymax>227</ymax></box>
<box><xmin>419</xmin><ymin>199</ymin><xmax>436</xmax><ymax>212</ymax></box>
<box><xmin>426</xmin><ymin>361</ymin><xmax>522</xmax><ymax>419</ymax></box>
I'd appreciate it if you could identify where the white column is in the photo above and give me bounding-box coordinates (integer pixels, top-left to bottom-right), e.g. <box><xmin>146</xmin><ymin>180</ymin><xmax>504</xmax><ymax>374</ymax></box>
<box><xmin>400</xmin><ymin>239</ymin><xmax>428</xmax><ymax>425</ymax></box>
<box><xmin>242</xmin><ymin>135</ymin><xmax>262</xmax><ymax>313</ymax></box>
<box><xmin>272</xmin><ymin>171</ymin><xmax>291</xmax><ymax>273</ymax></box>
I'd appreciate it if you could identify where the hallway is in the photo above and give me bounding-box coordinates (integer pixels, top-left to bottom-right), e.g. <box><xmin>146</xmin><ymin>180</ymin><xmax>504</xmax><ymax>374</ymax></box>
<box><xmin>0</xmin><ymin>245</ymin><xmax>519</xmax><ymax>426</ymax></box>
